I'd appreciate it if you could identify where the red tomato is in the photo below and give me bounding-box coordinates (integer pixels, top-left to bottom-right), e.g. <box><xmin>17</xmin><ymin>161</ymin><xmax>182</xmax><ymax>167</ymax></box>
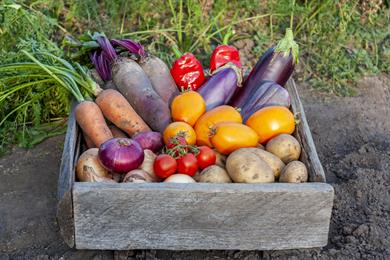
<box><xmin>166</xmin><ymin>136</ymin><xmax>187</xmax><ymax>149</ymax></box>
<box><xmin>196</xmin><ymin>146</ymin><xmax>216</xmax><ymax>169</ymax></box>
<box><xmin>177</xmin><ymin>153</ymin><xmax>199</xmax><ymax>176</ymax></box>
<box><xmin>154</xmin><ymin>154</ymin><xmax>177</xmax><ymax>178</ymax></box>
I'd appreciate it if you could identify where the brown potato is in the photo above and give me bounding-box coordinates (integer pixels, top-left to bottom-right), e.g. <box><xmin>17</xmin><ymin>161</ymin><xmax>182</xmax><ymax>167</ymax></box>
<box><xmin>279</xmin><ymin>161</ymin><xmax>308</xmax><ymax>183</ymax></box>
<box><xmin>266</xmin><ymin>134</ymin><xmax>301</xmax><ymax>163</ymax></box>
<box><xmin>244</xmin><ymin>148</ymin><xmax>285</xmax><ymax>179</ymax></box>
<box><xmin>226</xmin><ymin>149</ymin><xmax>274</xmax><ymax>183</ymax></box>
<box><xmin>194</xmin><ymin>165</ymin><xmax>232</xmax><ymax>183</ymax></box>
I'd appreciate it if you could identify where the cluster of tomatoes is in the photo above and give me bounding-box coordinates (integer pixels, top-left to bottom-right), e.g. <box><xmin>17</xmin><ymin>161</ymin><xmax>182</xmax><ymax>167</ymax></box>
<box><xmin>153</xmin><ymin>135</ymin><xmax>217</xmax><ymax>179</ymax></box>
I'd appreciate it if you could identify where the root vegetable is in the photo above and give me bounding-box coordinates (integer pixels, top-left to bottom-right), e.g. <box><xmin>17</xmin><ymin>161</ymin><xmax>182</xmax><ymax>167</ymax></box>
<box><xmin>244</xmin><ymin>148</ymin><xmax>285</xmax><ymax>179</ymax></box>
<box><xmin>279</xmin><ymin>161</ymin><xmax>308</xmax><ymax>183</ymax></box>
<box><xmin>83</xmin><ymin>131</ymin><xmax>96</xmax><ymax>148</ymax></box>
<box><xmin>96</xmin><ymin>89</ymin><xmax>151</xmax><ymax>136</ymax></box>
<box><xmin>109</xmin><ymin>125</ymin><xmax>128</xmax><ymax>138</ymax></box>
<box><xmin>123</xmin><ymin>169</ymin><xmax>155</xmax><ymax>183</ymax></box>
<box><xmin>133</xmin><ymin>131</ymin><xmax>164</xmax><ymax>153</ymax></box>
<box><xmin>164</xmin><ymin>174</ymin><xmax>196</xmax><ymax>183</ymax></box>
<box><xmin>98</xmin><ymin>138</ymin><xmax>144</xmax><ymax>173</ymax></box>
<box><xmin>112</xmin><ymin>57</ymin><xmax>171</xmax><ymax>133</ymax></box>
<box><xmin>266</xmin><ymin>134</ymin><xmax>301</xmax><ymax>163</ymax></box>
<box><xmin>226</xmin><ymin>149</ymin><xmax>274</xmax><ymax>183</ymax></box>
<box><xmin>76</xmin><ymin>148</ymin><xmax>115</xmax><ymax>182</ymax></box>
<box><xmin>75</xmin><ymin>101</ymin><xmax>113</xmax><ymax>147</ymax></box>
<box><xmin>194</xmin><ymin>165</ymin><xmax>232</xmax><ymax>183</ymax></box>
<box><xmin>139</xmin><ymin>55</ymin><xmax>179</xmax><ymax>104</ymax></box>
<box><xmin>139</xmin><ymin>149</ymin><xmax>160</xmax><ymax>181</ymax></box>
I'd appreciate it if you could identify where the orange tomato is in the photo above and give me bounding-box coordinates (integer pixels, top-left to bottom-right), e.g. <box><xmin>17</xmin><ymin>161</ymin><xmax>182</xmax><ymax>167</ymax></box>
<box><xmin>163</xmin><ymin>122</ymin><xmax>196</xmax><ymax>145</ymax></box>
<box><xmin>246</xmin><ymin>106</ymin><xmax>295</xmax><ymax>144</ymax></box>
<box><xmin>210</xmin><ymin>122</ymin><xmax>258</xmax><ymax>155</ymax></box>
<box><xmin>171</xmin><ymin>91</ymin><xmax>206</xmax><ymax>126</ymax></box>
<box><xmin>194</xmin><ymin>105</ymin><xmax>242</xmax><ymax>147</ymax></box>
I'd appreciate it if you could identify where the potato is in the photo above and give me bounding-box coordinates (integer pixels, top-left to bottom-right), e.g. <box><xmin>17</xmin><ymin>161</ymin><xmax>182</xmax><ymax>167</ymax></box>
<box><xmin>279</xmin><ymin>161</ymin><xmax>308</xmax><ymax>183</ymax></box>
<box><xmin>266</xmin><ymin>134</ymin><xmax>301</xmax><ymax>163</ymax></box>
<box><xmin>256</xmin><ymin>143</ymin><xmax>265</xmax><ymax>150</ymax></box>
<box><xmin>244</xmin><ymin>148</ymin><xmax>285</xmax><ymax>179</ymax></box>
<box><xmin>194</xmin><ymin>165</ymin><xmax>232</xmax><ymax>183</ymax></box>
<box><xmin>226</xmin><ymin>149</ymin><xmax>274</xmax><ymax>183</ymax></box>
<box><xmin>213</xmin><ymin>149</ymin><xmax>227</xmax><ymax>168</ymax></box>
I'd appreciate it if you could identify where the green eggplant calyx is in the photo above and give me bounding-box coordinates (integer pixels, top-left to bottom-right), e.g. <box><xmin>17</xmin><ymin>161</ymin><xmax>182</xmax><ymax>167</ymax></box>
<box><xmin>274</xmin><ymin>28</ymin><xmax>299</xmax><ymax>65</ymax></box>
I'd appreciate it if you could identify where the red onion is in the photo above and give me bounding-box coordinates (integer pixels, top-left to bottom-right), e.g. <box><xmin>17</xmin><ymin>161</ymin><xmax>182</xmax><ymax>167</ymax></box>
<box><xmin>98</xmin><ymin>138</ymin><xmax>144</xmax><ymax>173</ymax></box>
<box><xmin>132</xmin><ymin>131</ymin><xmax>163</xmax><ymax>153</ymax></box>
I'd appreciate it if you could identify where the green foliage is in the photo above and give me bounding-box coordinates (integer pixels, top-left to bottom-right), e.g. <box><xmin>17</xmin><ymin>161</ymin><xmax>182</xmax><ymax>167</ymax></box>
<box><xmin>0</xmin><ymin>2</ymin><xmax>70</xmax><ymax>154</ymax></box>
<box><xmin>56</xmin><ymin>0</ymin><xmax>389</xmax><ymax>96</ymax></box>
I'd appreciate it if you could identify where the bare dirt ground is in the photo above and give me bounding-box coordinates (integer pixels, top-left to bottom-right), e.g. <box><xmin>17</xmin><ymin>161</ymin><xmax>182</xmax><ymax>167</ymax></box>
<box><xmin>0</xmin><ymin>75</ymin><xmax>389</xmax><ymax>260</ymax></box>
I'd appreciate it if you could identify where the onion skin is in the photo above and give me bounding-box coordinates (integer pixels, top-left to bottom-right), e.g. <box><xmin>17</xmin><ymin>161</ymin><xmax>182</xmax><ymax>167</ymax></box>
<box><xmin>76</xmin><ymin>148</ymin><xmax>116</xmax><ymax>182</ymax></box>
<box><xmin>98</xmin><ymin>138</ymin><xmax>144</xmax><ymax>173</ymax></box>
<box><xmin>123</xmin><ymin>169</ymin><xmax>155</xmax><ymax>183</ymax></box>
<box><xmin>230</xmin><ymin>47</ymin><xmax>294</xmax><ymax>107</ymax></box>
<box><xmin>240</xmin><ymin>81</ymin><xmax>291</xmax><ymax>122</ymax></box>
<box><xmin>198</xmin><ymin>65</ymin><xmax>240</xmax><ymax>111</ymax></box>
<box><xmin>164</xmin><ymin>174</ymin><xmax>196</xmax><ymax>183</ymax></box>
<box><xmin>132</xmin><ymin>131</ymin><xmax>163</xmax><ymax>153</ymax></box>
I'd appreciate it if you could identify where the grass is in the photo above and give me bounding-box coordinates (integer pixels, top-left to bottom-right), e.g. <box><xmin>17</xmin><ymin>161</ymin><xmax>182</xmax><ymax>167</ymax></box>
<box><xmin>51</xmin><ymin>0</ymin><xmax>389</xmax><ymax>95</ymax></box>
<box><xmin>0</xmin><ymin>0</ymin><xmax>389</xmax><ymax>153</ymax></box>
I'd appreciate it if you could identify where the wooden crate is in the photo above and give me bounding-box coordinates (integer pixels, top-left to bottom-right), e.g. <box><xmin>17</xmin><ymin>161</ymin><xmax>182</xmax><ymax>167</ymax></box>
<box><xmin>57</xmin><ymin>79</ymin><xmax>334</xmax><ymax>251</ymax></box>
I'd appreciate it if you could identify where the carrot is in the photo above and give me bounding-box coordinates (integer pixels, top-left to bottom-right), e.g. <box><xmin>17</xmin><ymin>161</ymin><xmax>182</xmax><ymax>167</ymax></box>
<box><xmin>75</xmin><ymin>101</ymin><xmax>113</xmax><ymax>147</ymax></box>
<box><xmin>109</xmin><ymin>125</ymin><xmax>128</xmax><ymax>138</ymax></box>
<box><xmin>96</xmin><ymin>89</ymin><xmax>151</xmax><ymax>136</ymax></box>
<box><xmin>83</xmin><ymin>131</ymin><xmax>96</xmax><ymax>148</ymax></box>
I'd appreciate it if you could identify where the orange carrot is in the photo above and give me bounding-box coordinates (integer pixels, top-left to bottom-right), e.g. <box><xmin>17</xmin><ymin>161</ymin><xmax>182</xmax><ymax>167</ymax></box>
<box><xmin>83</xmin><ymin>131</ymin><xmax>96</xmax><ymax>148</ymax></box>
<box><xmin>96</xmin><ymin>89</ymin><xmax>151</xmax><ymax>136</ymax></box>
<box><xmin>75</xmin><ymin>101</ymin><xmax>113</xmax><ymax>147</ymax></box>
<box><xmin>109</xmin><ymin>125</ymin><xmax>128</xmax><ymax>138</ymax></box>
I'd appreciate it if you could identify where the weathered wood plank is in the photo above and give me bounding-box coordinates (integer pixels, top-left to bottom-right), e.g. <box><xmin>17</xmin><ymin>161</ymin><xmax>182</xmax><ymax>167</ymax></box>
<box><xmin>287</xmin><ymin>79</ymin><xmax>326</xmax><ymax>182</ymax></box>
<box><xmin>57</xmin><ymin>101</ymin><xmax>80</xmax><ymax>248</ymax></box>
<box><xmin>57</xmin><ymin>102</ymin><xmax>78</xmax><ymax>199</ymax></box>
<box><xmin>57</xmin><ymin>191</ymin><xmax>75</xmax><ymax>247</ymax></box>
<box><xmin>73</xmin><ymin>182</ymin><xmax>334</xmax><ymax>250</ymax></box>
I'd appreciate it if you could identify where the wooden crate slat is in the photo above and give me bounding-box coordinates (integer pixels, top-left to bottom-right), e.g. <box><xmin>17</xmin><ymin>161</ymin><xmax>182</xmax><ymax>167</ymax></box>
<box><xmin>286</xmin><ymin>79</ymin><xmax>326</xmax><ymax>182</ymax></box>
<box><xmin>73</xmin><ymin>182</ymin><xmax>334</xmax><ymax>250</ymax></box>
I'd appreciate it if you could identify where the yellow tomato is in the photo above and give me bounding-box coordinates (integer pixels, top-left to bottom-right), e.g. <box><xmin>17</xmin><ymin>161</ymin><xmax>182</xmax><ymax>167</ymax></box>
<box><xmin>246</xmin><ymin>106</ymin><xmax>295</xmax><ymax>144</ymax></box>
<box><xmin>210</xmin><ymin>122</ymin><xmax>258</xmax><ymax>155</ymax></box>
<box><xmin>171</xmin><ymin>91</ymin><xmax>206</xmax><ymax>126</ymax></box>
<box><xmin>194</xmin><ymin>105</ymin><xmax>242</xmax><ymax>147</ymax></box>
<box><xmin>163</xmin><ymin>122</ymin><xmax>196</xmax><ymax>145</ymax></box>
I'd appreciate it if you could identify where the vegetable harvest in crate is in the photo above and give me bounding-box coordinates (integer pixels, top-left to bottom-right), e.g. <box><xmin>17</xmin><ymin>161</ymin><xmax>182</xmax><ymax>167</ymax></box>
<box><xmin>66</xmin><ymin>29</ymin><xmax>306</xmax><ymax>184</ymax></box>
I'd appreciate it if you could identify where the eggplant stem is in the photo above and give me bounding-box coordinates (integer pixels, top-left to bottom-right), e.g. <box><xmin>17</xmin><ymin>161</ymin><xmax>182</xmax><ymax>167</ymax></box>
<box><xmin>274</xmin><ymin>28</ymin><xmax>299</xmax><ymax>64</ymax></box>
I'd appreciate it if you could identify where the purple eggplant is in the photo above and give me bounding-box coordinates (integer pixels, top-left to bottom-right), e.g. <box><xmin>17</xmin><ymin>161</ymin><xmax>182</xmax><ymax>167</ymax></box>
<box><xmin>241</xmin><ymin>81</ymin><xmax>291</xmax><ymax>122</ymax></box>
<box><xmin>230</xmin><ymin>28</ymin><xmax>298</xmax><ymax>107</ymax></box>
<box><xmin>198</xmin><ymin>63</ymin><xmax>242</xmax><ymax>111</ymax></box>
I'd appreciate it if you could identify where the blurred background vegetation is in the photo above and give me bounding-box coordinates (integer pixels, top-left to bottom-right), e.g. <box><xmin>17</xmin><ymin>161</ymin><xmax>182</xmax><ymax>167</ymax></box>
<box><xmin>0</xmin><ymin>0</ymin><xmax>389</xmax><ymax>154</ymax></box>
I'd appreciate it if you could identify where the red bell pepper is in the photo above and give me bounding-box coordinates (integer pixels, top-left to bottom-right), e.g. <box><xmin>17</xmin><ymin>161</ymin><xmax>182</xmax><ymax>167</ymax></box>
<box><xmin>170</xmin><ymin>52</ymin><xmax>205</xmax><ymax>91</ymax></box>
<box><xmin>210</xmin><ymin>45</ymin><xmax>241</xmax><ymax>72</ymax></box>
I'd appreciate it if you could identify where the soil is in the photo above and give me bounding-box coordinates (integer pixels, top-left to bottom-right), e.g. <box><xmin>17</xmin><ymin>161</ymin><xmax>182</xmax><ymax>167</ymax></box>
<box><xmin>0</xmin><ymin>75</ymin><xmax>389</xmax><ymax>260</ymax></box>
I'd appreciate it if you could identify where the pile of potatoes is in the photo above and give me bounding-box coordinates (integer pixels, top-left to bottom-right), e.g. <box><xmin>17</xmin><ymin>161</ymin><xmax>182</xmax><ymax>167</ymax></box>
<box><xmin>194</xmin><ymin>134</ymin><xmax>308</xmax><ymax>184</ymax></box>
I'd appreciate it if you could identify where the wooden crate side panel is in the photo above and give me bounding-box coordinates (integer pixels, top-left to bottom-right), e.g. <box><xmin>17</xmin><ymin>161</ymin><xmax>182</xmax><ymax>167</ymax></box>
<box><xmin>287</xmin><ymin>80</ymin><xmax>326</xmax><ymax>182</ymax></box>
<box><xmin>57</xmin><ymin>102</ymin><xmax>80</xmax><ymax>248</ymax></box>
<box><xmin>73</xmin><ymin>182</ymin><xmax>334</xmax><ymax>250</ymax></box>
